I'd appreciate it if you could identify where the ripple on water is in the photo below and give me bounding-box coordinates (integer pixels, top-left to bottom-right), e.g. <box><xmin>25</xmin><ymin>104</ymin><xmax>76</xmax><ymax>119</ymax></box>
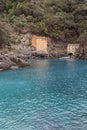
<box><xmin>0</xmin><ymin>59</ymin><xmax>87</xmax><ymax>130</ymax></box>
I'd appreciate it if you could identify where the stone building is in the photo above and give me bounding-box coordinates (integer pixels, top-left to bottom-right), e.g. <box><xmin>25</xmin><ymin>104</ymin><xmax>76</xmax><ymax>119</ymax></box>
<box><xmin>67</xmin><ymin>44</ymin><xmax>80</xmax><ymax>55</ymax></box>
<box><xmin>32</xmin><ymin>35</ymin><xmax>48</xmax><ymax>53</ymax></box>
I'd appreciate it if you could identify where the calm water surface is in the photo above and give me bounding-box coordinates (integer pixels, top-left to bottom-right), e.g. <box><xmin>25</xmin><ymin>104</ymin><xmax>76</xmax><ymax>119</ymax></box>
<box><xmin>0</xmin><ymin>59</ymin><xmax>87</xmax><ymax>130</ymax></box>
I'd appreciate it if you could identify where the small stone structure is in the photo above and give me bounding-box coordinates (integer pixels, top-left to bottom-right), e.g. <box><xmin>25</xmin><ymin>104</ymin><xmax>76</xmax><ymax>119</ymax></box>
<box><xmin>67</xmin><ymin>44</ymin><xmax>80</xmax><ymax>55</ymax></box>
<box><xmin>32</xmin><ymin>35</ymin><xmax>48</xmax><ymax>53</ymax></box>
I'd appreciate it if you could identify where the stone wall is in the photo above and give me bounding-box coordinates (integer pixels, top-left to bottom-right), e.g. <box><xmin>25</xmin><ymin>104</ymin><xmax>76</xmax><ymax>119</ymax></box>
<box><xmin>67</xmin><ymin>44</ymin><xmax>79</xmax><ymax>55</ymax></box>
<box><xmin>32</xmin><ymin>35</ymin><xmax>48</xmax><ymax>52</ymax></box>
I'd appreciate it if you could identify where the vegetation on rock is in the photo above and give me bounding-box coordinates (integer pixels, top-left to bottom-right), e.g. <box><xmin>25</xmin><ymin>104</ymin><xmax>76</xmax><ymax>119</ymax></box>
<box><xmin>0</xmin><ymin>0</ymin><xmax>87</xmax><ymax>47</ymax></box>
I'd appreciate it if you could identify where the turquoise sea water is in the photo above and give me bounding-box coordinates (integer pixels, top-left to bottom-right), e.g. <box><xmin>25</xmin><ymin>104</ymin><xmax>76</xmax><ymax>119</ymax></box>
<box><xmin>0</xmin><ymin>59</ymin><xmax>87</xmax><ymax>130</ymax></box>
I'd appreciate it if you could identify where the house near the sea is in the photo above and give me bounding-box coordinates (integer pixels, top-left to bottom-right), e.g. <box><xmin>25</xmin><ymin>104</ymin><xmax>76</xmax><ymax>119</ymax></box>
<box><xmin>67</xmin><ymin>44</ymin><xmax>80</xmax><ymax>55</ymax></box>
<box><xmin>32</xmin><ymin>35</ymin><xmax>48</xmax><ymax>53</ymax></box>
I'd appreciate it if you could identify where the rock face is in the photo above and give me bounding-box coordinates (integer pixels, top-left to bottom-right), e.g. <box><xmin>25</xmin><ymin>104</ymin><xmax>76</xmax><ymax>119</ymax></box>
<box><xmin>15</xmin><ymin>33</ymin><xmax>32</xmax><ymax>46</ymax></box>
<box><xmin>75</xmin><ymin>46</ymin><xmax>87</xmax><ymax>59</ymax></box>
<box><xmin>47</xmin><ymin>39</ymin><xmax>67</xmax><ymax>58</ymax></box>
<box><xmin>15</xmin><ymin>33</ymin><xmax>68</xmax><ymax>58</ymax></box>
<box><xmin>10</xmin><ymin>56</ymin><xmax>30</xmax><ymax>67</ymax></box>
<box><xmin>0</xmin><ymin>54</ymin><xmax>30</xmax><ymax>71</ymax></box>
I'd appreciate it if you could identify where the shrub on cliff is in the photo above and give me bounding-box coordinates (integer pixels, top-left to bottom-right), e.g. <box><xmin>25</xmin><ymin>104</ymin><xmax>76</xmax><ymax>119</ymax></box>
<box><xmin>0</xmin><ymin>0</ymin><xmax>87</xmax><ymax>43</ymax></box>
<box><xmin>0</xmin><ymin>0</ymin><xmax>6</xmax><ymax>12</ymax></box>
<box><xmin>0</xmin><ymin>22</ymin><xmax>12</xmax><ymax>48</ymax></box>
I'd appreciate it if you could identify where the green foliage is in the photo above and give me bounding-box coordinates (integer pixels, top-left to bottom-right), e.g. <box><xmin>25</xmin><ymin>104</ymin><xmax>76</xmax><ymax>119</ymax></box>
<box><xmin>6</xmin><ymin>1</ymin><xmax>16</xmax><ymax>15</ymax></box>
<box><xmin>0</xmin><ymin>0</ymin><xmax>87</xmax><ymax>43</ymax></box>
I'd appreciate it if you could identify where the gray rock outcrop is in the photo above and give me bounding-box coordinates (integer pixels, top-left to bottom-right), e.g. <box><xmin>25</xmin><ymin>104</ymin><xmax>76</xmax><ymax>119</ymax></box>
<box><xmin>0</xmin><ymin>54</ymin><xmax>30</xmax><ymax>71</ymax></box>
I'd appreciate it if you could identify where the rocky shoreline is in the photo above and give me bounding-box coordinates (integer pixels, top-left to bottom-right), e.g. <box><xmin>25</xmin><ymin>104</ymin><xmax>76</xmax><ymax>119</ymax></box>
<box><xmin>0</xmin><ymin>53</ymin><xmax>30</xmax><ymax>71</ymax></box>
<box><xmin>0</xmin><ymin>50</ymin><xmax>66</xmax><ymax>71</ymax></box>
<box><xmin>0</xmin><ymin>47</ymin><xmax>87</xmax><ymax>71</ymax></box>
